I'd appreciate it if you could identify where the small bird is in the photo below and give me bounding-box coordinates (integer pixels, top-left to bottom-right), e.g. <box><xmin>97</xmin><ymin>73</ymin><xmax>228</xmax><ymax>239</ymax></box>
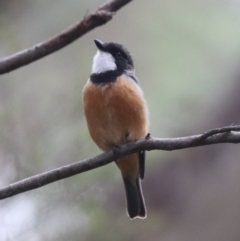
<box><xmin>83</xmin><ymin>39</ymin><xmax>149</xmax><ymax>219</ymax></box>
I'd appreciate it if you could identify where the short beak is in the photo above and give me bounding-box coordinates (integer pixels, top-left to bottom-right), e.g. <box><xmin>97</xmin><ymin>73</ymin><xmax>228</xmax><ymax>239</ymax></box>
<box><xmin>94</xmin><ymin>39</ymin><xmax>105</xmax><ymax>51</ymax></box>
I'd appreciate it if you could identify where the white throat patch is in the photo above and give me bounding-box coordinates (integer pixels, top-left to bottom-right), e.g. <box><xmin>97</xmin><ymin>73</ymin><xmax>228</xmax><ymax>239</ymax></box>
<box><xmin>92</xmin><ymin>50</ymin><xmax>116</xmax><ymax>74</ymax></box>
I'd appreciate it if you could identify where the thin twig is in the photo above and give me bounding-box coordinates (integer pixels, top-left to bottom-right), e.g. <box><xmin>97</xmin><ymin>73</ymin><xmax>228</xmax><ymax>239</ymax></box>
<box><xmin>0</xmin><ymin>0</ymin><xmax>133</xmax><ymax>74</ymax></box>
<box><xmin>195</xmin><ymin>124</ymin><xmax>240</xmax><ymax>141</ymax></box>
<box><xmin>0</xmin><ymin>125</ymin><xmax>240</xmax><ymax>200</ymax></box>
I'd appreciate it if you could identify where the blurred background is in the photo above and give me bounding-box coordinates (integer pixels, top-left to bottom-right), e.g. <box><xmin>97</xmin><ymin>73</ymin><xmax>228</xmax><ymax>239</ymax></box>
<box><xmin>1</xmin><ymin>0</ymin><xmax>240</xmax><ymax>240</ymax></box>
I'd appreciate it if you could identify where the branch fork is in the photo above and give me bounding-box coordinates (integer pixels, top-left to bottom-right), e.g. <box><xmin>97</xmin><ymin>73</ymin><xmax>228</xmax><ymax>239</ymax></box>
<box><xmin>0</xmin><ymin>125</ymin><xmax>240</xmax><ymax>200</ymax></box>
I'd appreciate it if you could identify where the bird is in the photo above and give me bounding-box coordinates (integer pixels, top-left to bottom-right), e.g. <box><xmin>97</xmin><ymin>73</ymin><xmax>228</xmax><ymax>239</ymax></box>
<box><xmin>82</xmin><ymin>39</ymin><xmax>149</xmax><ymax>219</ymax></box>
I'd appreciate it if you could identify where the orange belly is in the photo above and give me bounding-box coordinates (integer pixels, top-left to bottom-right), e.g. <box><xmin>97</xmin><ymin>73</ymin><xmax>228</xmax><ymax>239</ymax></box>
<box><xmin>83</xmin><ymin>75</ymin><xmax>149</xmax><ymax>151</ymax></box>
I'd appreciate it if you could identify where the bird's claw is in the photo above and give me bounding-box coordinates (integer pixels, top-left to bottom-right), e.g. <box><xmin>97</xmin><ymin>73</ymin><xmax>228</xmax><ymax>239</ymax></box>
<box><xmin>145</xmin><ymin>133</ymin><xmax>151</xmax><ymax>139</ymax></box>
<box><xmin>113</xmin><ymin>145</ymin><xmax>121</xmax><ymax>155</ymax></box>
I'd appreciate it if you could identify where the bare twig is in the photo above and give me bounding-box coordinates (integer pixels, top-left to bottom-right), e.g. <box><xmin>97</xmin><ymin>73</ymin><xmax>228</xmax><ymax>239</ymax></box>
<box><xmin>0</xmin><ymin>125</ymin><xmax>240</xmax><ymax>200</ymax></box>
<box><xmin>195</xmin><ymin>124</ymin><xmax>240</xmax><ymax>141</ymax></box>
<box><xmin>0</xmin><ymin>0</ymin><xmax>133</xmax><ymax>75</ymax></box>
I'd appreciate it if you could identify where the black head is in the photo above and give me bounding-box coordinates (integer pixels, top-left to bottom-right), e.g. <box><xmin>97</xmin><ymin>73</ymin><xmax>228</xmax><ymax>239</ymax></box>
<box><xmin>93</xmin><ymin>39</ymin><xmax>134</xmax><ymax>72</ymax></box>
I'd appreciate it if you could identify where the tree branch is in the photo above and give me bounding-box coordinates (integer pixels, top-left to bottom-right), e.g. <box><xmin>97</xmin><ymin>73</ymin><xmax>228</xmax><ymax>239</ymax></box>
<box><xmin>0</xmin><ymin>125</ymin><xmax>240</xmax><ymax>200</ymax></box>
<box><xmin>195</xmin><ymin>124</ymin><xmax>237</xmax><ymax>141</ymax></box>
<box><xmin>0</xmin><ymin>0</ymin><xmax>132</xmax><ymax>75</ymax></box>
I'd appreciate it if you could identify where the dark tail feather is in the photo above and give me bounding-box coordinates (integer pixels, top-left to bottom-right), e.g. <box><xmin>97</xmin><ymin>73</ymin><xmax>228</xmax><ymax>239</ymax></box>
<box><xmin>139</xmin><ymin>151</ymin><xmax>145</xmax><ymax>180</ymax></box>
<box><xmin>123</xmin><ymin>177</ymin><xmax>146</xmax><ymax>219</ymax></box>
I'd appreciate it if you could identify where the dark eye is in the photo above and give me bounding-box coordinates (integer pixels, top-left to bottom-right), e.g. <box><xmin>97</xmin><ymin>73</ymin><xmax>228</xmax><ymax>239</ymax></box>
<box><xmin>116</xmin><ymin>52</ymin><xmax>122</xmax><ymax>58</ymax></box>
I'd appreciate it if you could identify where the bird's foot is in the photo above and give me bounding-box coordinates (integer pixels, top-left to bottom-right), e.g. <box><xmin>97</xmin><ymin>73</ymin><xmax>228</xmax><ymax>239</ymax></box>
<box><xmin>145</xmin><ymin>133</ymin><xmax>151</xmax><ymax>139</ymax></box>
<box><xmin>113</xmin><ymin>145</ymin><xmax>121</xmax><ymax>155</ymax></box>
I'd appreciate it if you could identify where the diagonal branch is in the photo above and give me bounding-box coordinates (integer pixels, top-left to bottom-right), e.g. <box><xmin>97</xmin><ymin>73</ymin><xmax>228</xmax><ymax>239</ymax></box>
<box><xmin>0</xmin><ymin>0</ymin><xmax>133</xmax><ymax>75</ymax></box>
<box><xmin>0</xmin><ymin>125</ymin><xmax>240</xmax><ymax>200</ymax></box>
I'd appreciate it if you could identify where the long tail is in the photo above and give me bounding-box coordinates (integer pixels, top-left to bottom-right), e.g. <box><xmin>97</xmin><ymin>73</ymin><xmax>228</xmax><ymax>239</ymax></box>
<box><xmin>123</xmin><ymin>176</ymin><xmax>146</xmax><ymax>219</ymax></box>
<box><xmin>116</xmin><ymin>153</ymin><xmax>147</xmax><ymax>219</ymax></box>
